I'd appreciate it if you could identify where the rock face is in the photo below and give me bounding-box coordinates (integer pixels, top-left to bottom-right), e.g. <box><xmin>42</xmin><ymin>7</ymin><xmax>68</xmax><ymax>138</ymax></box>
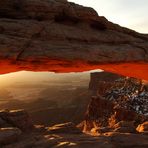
<box><xmin>79</xmin><ymin>72</ymin><xmax>148</xmax><ymax>132</ymax></box>
<box><xmin>81</xmin><ymin>96</ymin><xmax>146</xmax><ymax>132</ymax></box>
<box><xmin>89</xmin><ymin>72</ymin><xmax>125</xmax><ymax>95</ymax></box>
<box><xmin>0</xmin><ymin>109</ymin><xmax>34</xmax><ymax>131</ymax></box>
<box><xmin>0</xmin><ymin>0</ymin><xmax>148</xmax><ymax>80</ymax></box>
<box><xmin>89</xmin><ymin>72</ymin><xmax>148</xmax><ymax>115</ymax></box>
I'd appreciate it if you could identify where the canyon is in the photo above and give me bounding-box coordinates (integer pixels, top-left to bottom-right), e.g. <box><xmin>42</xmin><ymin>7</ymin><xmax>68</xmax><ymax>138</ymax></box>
<box><xmin>0</xmin><ymin>71</ymin><xmax>148</xmax><ymax>147</ymax></box>
<box><xmin>0</xmin><ymin>0</ymin><xmax>148</xmax><ymax>147</ymax></box>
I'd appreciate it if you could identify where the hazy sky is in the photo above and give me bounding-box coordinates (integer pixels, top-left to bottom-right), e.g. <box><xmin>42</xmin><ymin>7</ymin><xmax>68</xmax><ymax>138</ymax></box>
<box><xmin>69</xmin><ymin>0</ymin><xmax>148</xmax><ymax>33</ymax></box>
<box><xmin>0</xmin><ymin>70</ymin><xmax>102</xmax><ymax>86</ymax></box>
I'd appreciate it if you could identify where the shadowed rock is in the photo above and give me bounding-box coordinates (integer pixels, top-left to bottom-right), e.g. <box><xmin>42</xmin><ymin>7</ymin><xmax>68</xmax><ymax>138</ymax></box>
<box><xmin>0</xmin><ymin>127</ymin><xmax>22</xmax><ymax>145</ymax></box>
<box><xmin>0</xmin><ymin>109</ymin><xmax>34</xmax><ymax>131</ymax></box>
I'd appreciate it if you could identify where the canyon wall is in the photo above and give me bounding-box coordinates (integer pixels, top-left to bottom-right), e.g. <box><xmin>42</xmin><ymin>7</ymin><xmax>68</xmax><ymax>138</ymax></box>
<box><xmin>79</xmin><ymin>72</ymin><xmax>148</xmax><ymax>131</ymax></box>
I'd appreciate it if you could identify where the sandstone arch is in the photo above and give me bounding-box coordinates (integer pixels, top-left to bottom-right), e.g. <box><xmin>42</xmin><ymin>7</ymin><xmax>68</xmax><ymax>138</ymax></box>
<box><xmin>0</xmin><ymin>0</ymin><xmax>148</xmax><ymax>80</ymax></box>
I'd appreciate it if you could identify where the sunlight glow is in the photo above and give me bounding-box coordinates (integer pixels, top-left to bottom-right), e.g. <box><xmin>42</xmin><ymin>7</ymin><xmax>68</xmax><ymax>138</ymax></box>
<box><xmin>0</xmin><ymin>70</ymin><xmax>102</xmax><ymax>86</ymax></box>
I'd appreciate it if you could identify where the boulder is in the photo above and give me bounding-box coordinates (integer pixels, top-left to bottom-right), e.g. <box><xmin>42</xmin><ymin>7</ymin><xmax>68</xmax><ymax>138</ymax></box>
<box><xmin>6</xmin><ymin>110</ymin><xmax>34</xmax><ymax>131</ymax></box>
<box><xmin>0</xmin><ymin>109</ymin><xmax>34</xmax><ymax>131</ymax></box>
<box><xmin>0</xmin><ymin>127</ymin><xmax>22</xmax><ymax>145</ymax></box>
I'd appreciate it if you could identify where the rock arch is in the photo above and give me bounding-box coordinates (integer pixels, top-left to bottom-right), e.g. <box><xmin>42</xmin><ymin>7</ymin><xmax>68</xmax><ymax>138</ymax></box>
<box><xmin>0</xmin><ymin>0</ymin><xmax>148</xmax><ymax>80</ymax></box>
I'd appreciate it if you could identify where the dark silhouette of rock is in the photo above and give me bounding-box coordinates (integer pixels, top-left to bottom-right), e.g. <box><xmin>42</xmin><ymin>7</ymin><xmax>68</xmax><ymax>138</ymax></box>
<box><xmin>0</xmin><ymin>0</ymin><xmax>148</xmax><ymax>80</ymax></box>
<box><xmin>0</xmin><ymin>109</ymin><xmax>34</xmax><ymax>131</ymax></box>
<box><xmin>0</xmin><ymin>127</ymin><xmax>22</xmax><ymax>145</ymax></box>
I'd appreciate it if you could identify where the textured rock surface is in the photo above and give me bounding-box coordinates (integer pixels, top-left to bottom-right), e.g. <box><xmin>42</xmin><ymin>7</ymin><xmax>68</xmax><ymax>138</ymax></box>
<box><xmin>80</xmin><ymin>96</ymin><xmax>146</xmax><ymax>132</ymax></box>
<box><xmin>0</xmin><ymin>0</ymin><xmax>148</xmax><ymax>79</ymax></box>
<box><xmin>0</xmin><ymin>127</ymin><xmax>22</xmax><ymax>145</ymax></box>
<box><xmin>0</xmin><ymin>109</ymin><xmax>34</xmax><ymax>131</ymax></box>
<box><xmin>77</xmin><ymin>72</ymin><xmax>148</xmax><ymax>133</ymax></box>
<box><xmin>3</xmin><ymin>129</ymin><xmax>148</xmax><ymax>148</ymax></box>
<box><xmin>0</xmin><ymin>110</ymin><xmax>147</xmax><ymax>147</ymax></box>
<box><xmin>89</xmin><ymin>72</ymin><xmax>148</xmax><ymax>115</ymax></box>
<box><xmin>137</xmin><ymin>121</ymin><xmax>148</xmax><ymax>133</ymax></box>
<box><xmin>46</xmin><ymin>122</ymin><xmax>82</xmax><ymax>134</ymax></box>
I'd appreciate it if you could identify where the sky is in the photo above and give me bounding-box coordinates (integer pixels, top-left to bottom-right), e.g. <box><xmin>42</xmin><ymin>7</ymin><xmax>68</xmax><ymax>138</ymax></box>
<box><xmin>69</xmin><ymin>0</ymin><xmax>148</xmax><ymax>33</ymax></box>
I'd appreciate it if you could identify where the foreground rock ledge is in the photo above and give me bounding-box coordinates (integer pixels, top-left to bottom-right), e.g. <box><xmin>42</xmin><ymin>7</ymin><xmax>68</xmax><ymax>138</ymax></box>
<box><xmin>0</xmin><ymin>0</ymin><xmax>148</xmax><ymax>79</ymax></box>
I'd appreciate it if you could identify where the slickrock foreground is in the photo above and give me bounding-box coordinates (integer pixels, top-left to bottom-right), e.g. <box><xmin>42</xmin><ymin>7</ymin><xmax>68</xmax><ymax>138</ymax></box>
<box><xmin>0</xmin><ymin>0</ymin><xmax>148</xmax><ymax>79</ymax></box>
<box><xmin>0</xmin><ymin>109</ymin><xmax>147</xmax><ymax>147</ymax></box>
